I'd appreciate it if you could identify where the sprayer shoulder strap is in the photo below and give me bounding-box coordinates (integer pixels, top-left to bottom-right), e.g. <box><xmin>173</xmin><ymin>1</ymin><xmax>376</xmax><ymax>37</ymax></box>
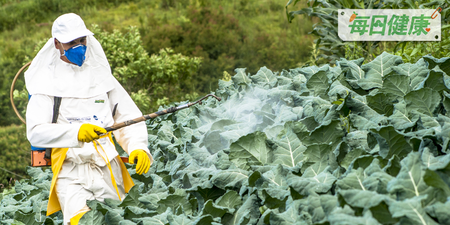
<box><xmin>52</xmin><ymin>97</ymin><xmax>62</xmax><ymax>123</ymax></box>
<box><xmin>44</xmin><ymin>96</ymin><xmax>62</xmax><ymax>160</ymax></box>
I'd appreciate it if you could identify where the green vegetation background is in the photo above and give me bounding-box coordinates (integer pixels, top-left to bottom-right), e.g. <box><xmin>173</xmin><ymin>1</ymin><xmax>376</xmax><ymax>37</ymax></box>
<box><xmin>0</xmin><ymin>0</ymin><xmax>313</xmax><ymax>188</ymax></box>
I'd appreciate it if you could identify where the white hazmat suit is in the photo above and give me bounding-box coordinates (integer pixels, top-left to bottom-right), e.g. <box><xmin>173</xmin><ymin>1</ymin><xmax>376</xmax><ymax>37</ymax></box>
<box><xmin>25</xmin><ymin>14</ymin><xmax>151</xmax><ymax>225</ymax></box>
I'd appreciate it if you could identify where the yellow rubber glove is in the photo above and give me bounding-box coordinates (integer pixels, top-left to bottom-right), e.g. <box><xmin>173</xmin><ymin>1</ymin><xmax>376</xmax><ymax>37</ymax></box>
<box><xmin>77</xmin><ymin>123</ymin><xmax>106</xmax><ymax>142</ymax></box>
<box><xmin>129</xmin><ymin>149</ymin><xmax>151</xmax><ymax>175</ymax></box>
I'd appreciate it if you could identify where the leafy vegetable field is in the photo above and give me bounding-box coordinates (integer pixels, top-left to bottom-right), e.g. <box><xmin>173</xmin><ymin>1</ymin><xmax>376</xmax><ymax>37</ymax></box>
<box><xmin>3</xmin><ymin>52</ymin><xmax>450</xmax><ymax>224</ymax></box>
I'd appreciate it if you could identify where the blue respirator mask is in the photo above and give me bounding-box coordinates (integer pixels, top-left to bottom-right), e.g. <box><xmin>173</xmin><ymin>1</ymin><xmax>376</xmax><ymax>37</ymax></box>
<box><xmin>61</xmin><ymin>44</ymin><xmax>87</xmax><ymax>67</ymax></box>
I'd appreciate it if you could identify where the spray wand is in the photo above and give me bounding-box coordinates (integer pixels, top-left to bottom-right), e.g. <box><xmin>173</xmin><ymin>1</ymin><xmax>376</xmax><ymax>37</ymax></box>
<box><xmin>101</xmin><ymin>94</ymin><xmax>222</xmax><ymax>134</ymax></box>
<box><xmin>96</xmin><ymin>94</ymin><xmax>221</xmax><ymax>164</ymax></box>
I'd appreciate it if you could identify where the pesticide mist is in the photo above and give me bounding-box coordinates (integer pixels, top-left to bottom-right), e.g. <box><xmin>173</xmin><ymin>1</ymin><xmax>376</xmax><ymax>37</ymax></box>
<box><xmin>196</xmin><ymin>67</ymin><xmax>304</xmax><ymax>154</ymax></box>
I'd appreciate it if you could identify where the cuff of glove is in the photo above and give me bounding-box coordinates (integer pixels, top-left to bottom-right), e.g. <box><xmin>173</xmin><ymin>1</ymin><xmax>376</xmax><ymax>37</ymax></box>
<box><xmin>73</xmin><ymin>123</ymin><xmax>85</xmax><ymax>147</ymax></box>
<box><xmin>130</xmin><ymin>148</ymin><xmax>150</xmax><ymax>156</ymax></box>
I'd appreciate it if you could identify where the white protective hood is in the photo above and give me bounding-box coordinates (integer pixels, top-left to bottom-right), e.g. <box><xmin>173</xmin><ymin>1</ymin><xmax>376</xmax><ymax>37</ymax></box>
<box><xmin>25</xmin><ymin>35</ymin><xmax>115</xmax><ymax>98</ymax></box>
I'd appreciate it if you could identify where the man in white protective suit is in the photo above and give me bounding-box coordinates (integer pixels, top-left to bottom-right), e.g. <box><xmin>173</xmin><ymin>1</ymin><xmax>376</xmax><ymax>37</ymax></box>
<box><xmin>25</xmin><ymin>13</ymin><xmax>153</xmax><ymax>225</ymax></box>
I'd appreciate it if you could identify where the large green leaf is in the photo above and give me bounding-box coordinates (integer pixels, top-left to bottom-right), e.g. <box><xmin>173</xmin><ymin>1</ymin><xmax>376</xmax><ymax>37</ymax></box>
<box><xmin>391</xmin><ymin>61</ymin><xmax>429</xmax><ymax>90</ymax></box>
<box><xmin>421</xmin><ymin>148</ymin><xmax>450</xmax><ymax>171</ymax></box>
<box><xmin>260</xmin><ymin>188</ymin><xmax>289</xmax><ymax>209</ymax></box>
<box><xmin>268</xmin><ymin>199</ymin><xmax>305</xmax><ymax>225</ymax></box>
<box><xmin>350</xmin><ymin>114</ymin><xmax>382</xmax><ymax>131</ymax></box>
<box><xmin>119</xmin><ymin>186</ymin><xmax>145</xmax><ymax>208</ymax></box>
<box><xmin>250</xmin><ymin>66</ymin><xmax>277</xmax><ymax>88</ymax></box>
<box><xmin>210</xmin><ymin>169</ymin><xmax>250</xmax><ymax>190</ymax></box>
<box><xmin>370</xmin><ymin>200</ymin><xmax>399</xmax><ymax>224</ymax></box>
<box><xmin>388</xmin><ymin>101</ymin><xmax>419</xmax><ymax>130</ymax></box>
<box><xmin>309</xmin><ymin>120</ymin><xmax>345</xmax><ymax>151</ymax></box>
<box><xmin>362</xmin><ymin>158</ymin><xmax>394</xmax><ymax>194</ymax></box>
<box><xmin>301</xmin><ymin>144</ymin><xmax>334</xmax><ymax>172</ymax></box>
<box><xmin>380</xmin><ymin>74</ymin><xmax>411</xmax><ymax>98</ymax></box>
<box><xmin>167</xmin><ymin>214</ymin><xmax>195</xmax><ymax>225</ymax></box>
<box><xmin>13</xmin><ymin>211</ymin><xmax>41</xmax><ymax>225</ymax></box>
<box><xmin>157</xmin><ymin>192</ymin><xmax>192</xmax><ymax>215</ymax></box>
<box><xmin>371</xmin><ymin>126</ymin><xmax>412</xmax><ymax>159</ymax></box>
<box><xmin>258</xmin><ymin>164</ymin><xmax>289</xmax><ymax>188</ymax></box>
<box><xmin>253</xmin><ymin>166</ymin><xmax>290</xmax><ymax>209</ymax></box>
<box><xmin>423</xmin><ymin>55</ymin><xmax>450</xmax><ymax>75</ymax></box>
<box><xmin>298</xmin><ymin>96</ymin><xmax>333</xmax><ymax>124</ymax></box>
<box><xmin>215</xmin><ymin>190</ymin><xmax>242</xmax><ymax>214</ymax></box>
<box><xmin>358</xmin><ymin>52</ymin><xmax>403</xmax><ymax>90</ymax></box>
<box><xmin>228</xmin><ymin>132</ymin><xmax>273</xmax><ymax>169</ymax></box>
<box><xmin>105</xmin><ymin>210</ymin><xmax>125</xmax><ymax>225</ymax></box>
<box><xmin>232</xmin><ymin>68</ymin><xmax>251</xmax><ymax>86</ymax></box>
<box><xmin>420</xmin><ymin>68</ymin><xmax>450</xmax><ymax>93</ymax></box>
<box><xmin>156</xmin><ymin>121</ymin><xmax>179</xmax><ymax>143</ymax></box>
<box><xmin>201</xmin><ymin>199</ymin><xmax>227</xmax><ymax>218</ymax></box>
<box><xmin>181</xmin><ymin>164</ymin><xmax>216</xmax><ymax>191</ymax></box>
<box><xmin>296</xmin><ymin>65</ymin><xmax>320</xmax><ymax>80</ymax></box>
<box><xmin>404</xmin><ymin>88</ymin><xmax>441</xmax><ymax>117</ymax></box>
<box><xmin>443</xmin><ymin>91</ymin><xmax>450</xmax><ymax>117</ymax></box>
<box><xmin>79</xmin><ymin>210</ymin><xmax>105</xmax><ymax>225</ymax></box>
<box><xmin>222</xmin><ymin>194</ymin><xmax>260</xmax><ymax>225</ymax></box>
<box><xmin>344</xmin><ymin>130</ymin><xmax>372</xmax><ymax>153</ymax></box>
<box><xmin>306</xmin><ymin>70</ymin><xmax>330</xmax><ymax>100</ymax></box>
<box><xmin>139</xmin><ymin>191</ymin><xmax>169</xmax><ymax>212</ymax></box>
<box><xmin>423</xmin><ymin>169</ymin><xmax>450</xmax><ymax>198</ymax></box>
<box><xmin>123</xmin><ymin>206</ymin><xmax>155</xmax><ymax>221</ymax></box>
<box><xmin>328</xmin><ymin>80</ymin><xmax>352</xmax><ymax>102</ymax></box>
<box><xmin>132</xmin><ymin>208</ymin><xmax>170</xmax><ymax>225</ymax></box>
<box><xmin>337</xmin><ymin>189</ymin><xmax>390</xmax><ymax>211</ymax></box>
<box><xmin>345</xmin><ymin>94</ymin><xmax>388</xmax><ymax>130</ymax></box>
<box><xmin>389</xmin><ymin>196</ymin><xmax>439</xmax><ymax>225</ymax></box>
<box><xmin>272</xmin><ymin>128</ymin><xmax>307</xmax><ymax>168</ymax></box>
<box><xmin>296</xmin><ymin>194</ymin><xmax>338</xmax><ymax>224</ymax></box>
<box><xmin>187</xmin><ymin>145</ymin><xmax>223</xmax><ymax>168</ymax></box>
<box><xmin>327</xmin><ymin>210</ymin><xmax>382</xmax><ymax>225</ymax></box>
<box><xmin>366</xmin><ymin>93</ymin><xmax>395</xmax><ymax>116</ymax></box>
<box><xmin>425</xmin><ymin>201</ymin><xmax>450</xmax><ymax>225</ymax></box>
<box><xmin>337</xmin><ymin>58</ymin><xmax>365</xmax><ymax>89</ymax></box>
<box><xmin>387</xmin><ymin>152</ymin><xmax>445</xmax><ymax>205</ymax></box>
<box><xmin>288</xmin><ymin>161</ymin><xmax>336</xmax><ymax>195</ymax></box>
<box><xmin>339</xmin><ymin>148</ymin><xmax>369</xmax><ymax>171</ymax></box>
<box><xmin>336</xmin><ymin>167</ymin><xmax>368</xmax><ymax>191</ymax></box>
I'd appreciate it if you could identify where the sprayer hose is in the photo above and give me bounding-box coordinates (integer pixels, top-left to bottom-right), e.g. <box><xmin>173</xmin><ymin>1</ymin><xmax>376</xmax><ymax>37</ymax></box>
<box><xmin>10</xmin><ymin>61</ymin><xmax>31</xmax><ymax>125</ymax></box>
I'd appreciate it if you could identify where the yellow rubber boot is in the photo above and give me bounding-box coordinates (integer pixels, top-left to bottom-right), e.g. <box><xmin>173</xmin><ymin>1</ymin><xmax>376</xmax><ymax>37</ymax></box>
<box><xmin>70</xmin><ymin>210</ymin><xmax>88</xmax><ymax>225</ymax></box>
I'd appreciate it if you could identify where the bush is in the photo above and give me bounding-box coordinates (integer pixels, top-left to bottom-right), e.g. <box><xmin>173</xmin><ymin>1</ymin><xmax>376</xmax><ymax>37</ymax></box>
<box><xmin>0</xmin><ymin>0</ymin><xmax>136</xmax><ymax>32</ymax></box>
<box><xmin>0</xmin><ymin>125</ymin><xmax>30</xmax><ymax>190</ymax></box>
<box><xmin>285</xmin><ymin>0</ymin><xmax>450</xmax><ymax>65</ymax></box>
<box><xmin>141</xmin><ymin>4</ymin><xmax>312</xmax><ymax>93</ymax></box>
<box><xmin>141</xmin><ymin>7</ymin><xmax>243</xmax><ymax>92</ymax></box>
<box><xmin>93</xmin><ymin>25</ymin><xmax>202</xmax><ymax>113</ymax></box>
<box><xmin>0</xmin><ymin>47</ymin><xmax>28</xmax><ymax>126</ymax></box>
